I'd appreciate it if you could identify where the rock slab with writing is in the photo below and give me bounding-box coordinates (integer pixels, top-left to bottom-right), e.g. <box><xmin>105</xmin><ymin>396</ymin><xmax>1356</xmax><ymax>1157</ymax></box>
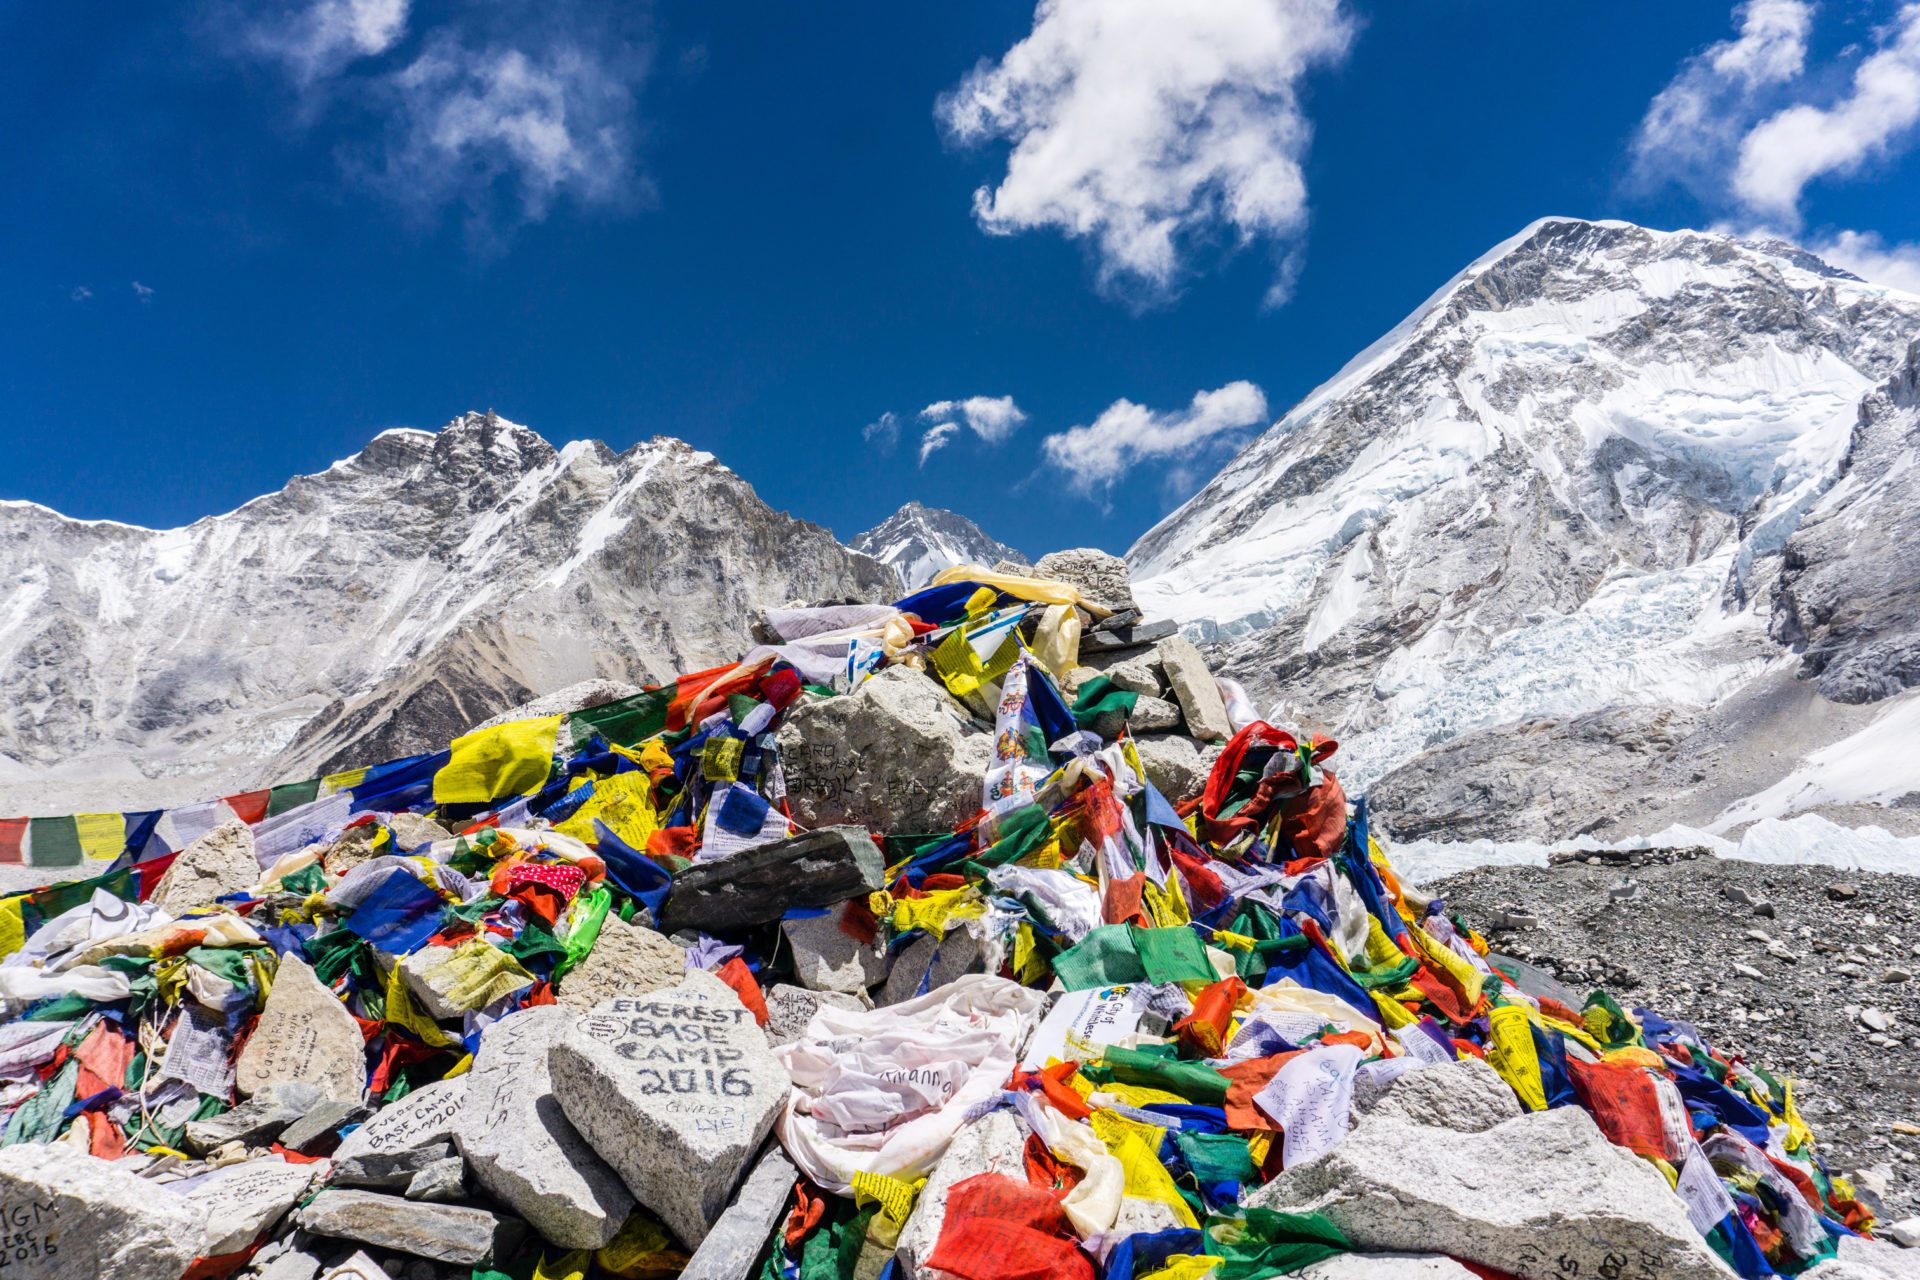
<box><xmin>236</xmin><ymin>955</ymin><xmax>367</xmax><ymax>1103</ymax></box>
<box><xmin>183</xmin><ymin>1081</ymin><xmax>326</xmax><ymax>1153</ymax></box>
<box><xmin>297</xmin><ymin>1191</ymin><xmax>510</xmax><ymax>1267</ymax></box>
<box><xmin>453</xmin><ymin>1006</ymin><xmax>632</xmax><ymax>1250</ymax></box>
<box><xmin>775</xmin><ymin>666</ymin><xmax>993</xmax><ymax>836</ymax></box>
<box><xmin>1248</xmin><ymin>1107</ymin><xmax>1728</xmax><ymax>1280</ymax></box>
<box><xmin>661</xmin><ymin>826</ymin><xmax>885</xmax><ymax>935</ymax></box>
<box><xmin>553</xmin><ymin>912</ymin><xmax>686</xmax><ymax>1011</ymax></box>
<box><xmin>150</xmin><ymin>818</ymin><xmax>260</xmax><ymax>913</ymax></box>
<box><xmin>332</xmin><ymin>1078</ymin><xmax>467</xmax><ymax>1169</ymax></box>
<box><xmin>550</xmin><ymin>978</ymin><xmax>791</xmax><ymax>1249</ymax></box>
<box><xmin>178</xmin><ymin>1155</ymin><xmax>320</xmax><ymax>1255</ymax></box>
<box><xmin>0</xmin><ymin>1142</ymin><xmax>209</xmax><ymax>1280</ymax></box>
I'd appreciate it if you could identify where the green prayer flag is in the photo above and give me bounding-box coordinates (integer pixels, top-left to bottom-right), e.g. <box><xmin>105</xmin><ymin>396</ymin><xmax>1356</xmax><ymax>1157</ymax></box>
<box><xmin>1052</xmin><ymin>924</ymin><xmax>1147</xmax><ymax>990</ymax></box>
<box><xmin>1100</xmin><ymin>1045</ymin><xmax>1230</xmax><ymax>1105</ymax></box>
<box><xmin>1070</xmin><ymin>675</ymin><xmax>1138</xmax><ymax>728</ymax></box>
<box><xmin>973</xmin><ymin>804</ymin><xmax>1050</xmax><ymax>869</ymax></box>
<box><xmin>1132</xmin><ymin>925</ymin><xmax>1216</xmax><ymax>984</ymax></box>
<box><xmin>567</xmin><ymin>686</ymin><xmax>674</xmax><ymax>750</ymax></box>
<box><xmin>1204</xmin><ymin>1207</ymin><xmax>1351</xmax><ymax>1279</ymax></box>
<box><xmin>26</xmin><ymin>817</ymin><xmax>82</xmax><ymax>869</ymax></box>
<box><xmin>267</xmin><ymin>778</ymin><xmax>322</xmax><ymax>817</ymax></box>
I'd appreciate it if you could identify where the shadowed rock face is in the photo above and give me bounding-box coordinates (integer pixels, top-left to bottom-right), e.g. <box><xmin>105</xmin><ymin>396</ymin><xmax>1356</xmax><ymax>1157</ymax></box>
<box><xmin>1774</xmin><ymin>341</ymin><xmax>1920</xmax><ymax>705</ymax></box>
<box><xmin>0</xmin><ymin>412</ymin><xmax>896</xmax><ymax>814</ymax></box>
<box><xmin>1128</xmin><ymin>219</ymin><xmax>1920</xmax><ymax>840</ymax></box>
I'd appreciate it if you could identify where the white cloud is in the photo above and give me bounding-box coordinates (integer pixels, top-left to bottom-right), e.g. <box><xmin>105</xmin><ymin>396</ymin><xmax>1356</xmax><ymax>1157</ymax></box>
<box><xmin>937</xmin><ymin>0</ymin><xmax>1353</xmax><ymax>302</ymax></box>
<box><xmin>917</xmin><ymin>421</ymin><xmax>960</xmax><ymax>466</ymax></box>
<box><xmin>919</xmin><ymin>395</ymin><xmax>1028</xmax><ymax>445</ymax></box>
<box><xmin>131</xmin><ymin>281</ymin><xmax>154</xmax><ymax>302</ymax></box>
<box><xmin>1632</xmin><ymin>0</ymin><xmax>1812</xmax><ymax>195</ymax></box>
<box><xmin>229</xmin><ymin>0</ymin><xmax>653</xmax><ymax>236</ymax></box>
<box><xmin>247</xmin><ymin>0</ymin><xmax>410</xmax><ymax>83</ymax></box>
<box><xmin>863</xmin><ymin>411</ymin><xmax>902</xmax><ymax>452</ymax></box>
<box><xmin>1042</xmin><ymin>381</ymin><xmax>1268</xmax><ymax>496</ymax></box>
<box><xmin>69</xmin><ymin>285</ymin><xmax>92</xmax><ymax>302</ymax></box>
<box><xmin>1806</xmin><ymin>228</ymin><xmax>1920</xmax><ymax>293</ymax></box>
<box><xmin>1733</xmin><ymin>4</ymin><xmax>1920</xmax><ymax>221</ymax></box>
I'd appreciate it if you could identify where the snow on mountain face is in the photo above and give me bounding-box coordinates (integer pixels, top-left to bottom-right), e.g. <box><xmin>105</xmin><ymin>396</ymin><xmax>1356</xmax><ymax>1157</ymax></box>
<box><xmin>849</xmin><ymin>500</ymin><xmax>1028</xmax><ymax>591</ymax></box>
<box><xmin>1129</xmin><ymin>218</ymin><xmax>1920</xmax><ymax>840</ymax></box>
<box><xmin>0</xmin><ymin>413</ymin><xmax>897</xmax><ymax>815</ymax></box>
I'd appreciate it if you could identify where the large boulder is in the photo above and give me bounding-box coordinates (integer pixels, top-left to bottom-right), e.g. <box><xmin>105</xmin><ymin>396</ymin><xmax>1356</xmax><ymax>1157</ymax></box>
<box><xmin>661</xmin><ymin>827</ymin><xmax>886</xmax><ymax>935</ymax></box>
<box><xmin>549</xmin><ymin>976</ymin><xmax>790</xmax><ymax>1249</ymax></box>
<box><xmin>762</xmin><ymin>985</ymin><xmax>864</xmax><ymax>1048</ymax></box>
<box><xmin>553</xmin><ymin>912</ymin><xmax>687</xmax><ymax>1011</ymax></box>
<box><xmin>1032</xmin><ymin>548</ymin><xmax>1137</xmax><ymax>614</ymax></box>
<box><xmin>782</xmin><ymin>904</ymin><xmax>889</xmax><ymax>995</ymax></box>
<box><xmin>1352</xmin><ymin>1057</ymin><xmax>1522</xmax><ymax>1134</ymax></box>
<box><xmin>331</xmin><ymin>1077</ymin><xmax>467</xmax><ymax>1190</ymax></box>
<box><xmin>1130</xmin><ymin>734</ymin><xmax>1221</xmax><ymax>803</ymax></box>
<box><xmin>1248</xmin><ymin>1108</ymin><xmax>1729</xmax><ymax>1280</ymax></box>
<box><xmin>236</xmin><ymin>955</ymin><xmax>367</xmax><ymax>1103</ymax></box>
<box><xmin>894</xmin><ymin>1110</ymin><xmax>1028</xmax><ymax>1279</ymax></box>
<box><xmin>0</xmin><ymin>1144</ymin><xmax>209</xmax><ymax>1280</ymax></box>
<box><xmin>453</xmin><ymin>1006</ymin><xmax>633</xmax><ymax>1250</ymax></box>
<box><xmin>182</xmin><ymin>1081</ymin><xmax>326</xmax><ymax>1153</ymax></box>
<box><xmin>776</xmin><ymin>667</ymin><xmax>992</xmax><ymax>834</ymax></box>
<box><xmin>151</xmin><ymin>818</ymin><xmax>259</xmax><ymax>913</ymax></box>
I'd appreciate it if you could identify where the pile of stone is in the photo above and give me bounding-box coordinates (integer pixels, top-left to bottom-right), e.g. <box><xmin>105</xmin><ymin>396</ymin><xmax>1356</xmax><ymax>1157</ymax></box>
<box><xmin>0</xmin><ymin>550</ymin><xmax>1912</xmax><ymax>1280</ymax></box>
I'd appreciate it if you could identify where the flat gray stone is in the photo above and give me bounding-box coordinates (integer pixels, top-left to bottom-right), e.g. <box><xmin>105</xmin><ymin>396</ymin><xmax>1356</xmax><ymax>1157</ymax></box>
<box><xmin>185</xmin><ymin>1082</ymin><xmax>328</xmax><ymax>1154</ymax></box>
<box><xmin>1301</xmin><ymin>1256</ymin><xmax>1479</xmax><ymax>1278</ymax></box>
<box><xmin>763</xmin><ymin>985</ymin><xmax>864</xmax><ymax>1048</ymax></box>
<box><xmin>782</xmin><ymin>905</ymin><xmax>888</xmax><ymax>994</ymax></box>
<box><xmin>453</xmin><ymin>1006</ymin><xmax>633</xmax><ymax>1250</ymax></box>
<box><xmin>677</xmin><ymin>1143</ymin><xmax>798</xmax><ymax>1280</ymax></box>
<box><xmin>661</xmin><ymin>826</ymin><xmax>885</xmax><ymax>935</ymax></box>
<box><xmin>386</xmin><ymin>814</ymin><xmax>451</xmax><ymax>853</ymax></box>
<box><xmin>332</xmin><ymin>1140</ymin><xmax>458</xmax><ymax>1192</ymax></box>
<box><xmin>313</xmin><ymin>1252</ymin><xmax>389</xmax><ymax>1280</ymax></box>
<box><xmin>1101</xmin><ymin>654</ymin><xmax>1166</xmax><ymax>697</ymax></box>
<box><xmin>332</xmin><ymin>1078</ymin><xmax>467</xmax><ymax>1167</ymax></box>
<box><xmin>151</xmin><ymin>818</ymin><xmax>260</xmax><ymax>913</ymax></box>
<box><xmin>1092</xmin><ymin>693</ymin><xmax>1180</xmax><ymax>739</ymax></box>
<box><xmin>1080</xmin><ymin>620</ymin><xmax>1175</xmax><ymax>653</ymax></box>
<box><xmin>553</xmin><ymin>912</ymin><xmax>686</xmax><ymax>1011</ymax></box>
<box><xmin>1130</xmin><ymin>734</ymin><xmax>1221</xmax><ymax>803</ymax></box>
<box><xmin>250</xmin><ymin>1239</ymin><xmax>327</xmax><ymax>1280</ymax></box>
<box><xmin>1248</xmin><ymin>1108</ymin><xmax>1728</xmax><ymax>1280</ymax></box>
<box><xmin>879</xmin><ymin>925</ymin><xmax>982</xmax><ymax>1007</ymax></box>
<box><xmin>403</xmin><ymin>1158</ymin><xmax>467</xmax><ymax>1204</ymax></box>
<box><xmin>0</xmin><ymin>1144</ymin><xmax>208</xmax><ymax>1280</ymax></box>
<box><xmin>550</xmin><ymin>977</ymin><xmax>791</xmax><ymax>1249</ymax></box>
<box><xmin>297</xmin><ymin>1191</ymin><xmax>510</xmax><ymax>1267</ymax></box>
<box><xmin>278</xmin><ymin>1097</ymin><xmax>373</xmax><ymax>1154</ymax></box>
<box><xmin>1155</xmin><ymin>635</ymin><xmax>1232</xmax><ymax>742</ymax></box>
<box><xmin>237</xmin><ymin>954</ymin><xmax>368</xmax><ymax>1103</ymax></box>
<box><xmin>178</xmin><ymin>1156</ymin><xmax>320</xmax><ymax>1255</ymax></box>
<box><xmin>895</xmin><ymin>1111</ymin><xmax>1028</xmax><ymax>1279</ymax></box>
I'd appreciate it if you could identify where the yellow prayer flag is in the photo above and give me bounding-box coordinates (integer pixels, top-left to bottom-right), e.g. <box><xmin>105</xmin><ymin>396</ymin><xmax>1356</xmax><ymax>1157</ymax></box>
<box><xmin>0</xmin><ymin>898</ymin><xmax>25</xmax><ymax>961</ymax></box>
<box><xmin>433</xmin><ymin>715</ymin><xmax>563</xmax><ymax>805</ymax></box>
<box><xmin>1487</xmin><ymin>1004</ymin><xmax>1548</xmax><ymax>1111</ymax></box>
<box><xmin>74</xmin><ymin>813</ymin><xmax>124</xmax><ymax>860</ymax></box>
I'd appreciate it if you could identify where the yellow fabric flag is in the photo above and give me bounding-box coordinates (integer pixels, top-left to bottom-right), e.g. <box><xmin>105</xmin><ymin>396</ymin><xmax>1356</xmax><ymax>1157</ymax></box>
<box><xmin>74</xmin><ymin>813</ymin><xmax>124</xmax><ymax>861</ymax></box>
<box><xmin>1144</xmin><ymin>875</ymin><xmax>1190</xmax><ymax>929</ymax></box>
<box><xmin>554</xmin><ymin>772</ymin><xmax>659</xmax><ymax>850</ymax></box>
<box><xmin>1090</xmin><ymin>1112</ymin><xmax>1198</xmax><ymax>1228</ymax></box>
<box><xmin>851</xmin><ymin>1170</ymin><xmax>920</xmax><ymax>1224</ymax></box>
<box><xmin>0</xmin><ymin>898</ymin><xmax>26</xmax><ymax>961</ymax></box>
<box><xmin>1370</xmin><ymin>989</ymin><xmax>1418</xmax><ymax>1030</ymax></box>
<box><xmin>433</xmin><ymin>715</ymin><xmax>563</xmax><ymax>805</ymax></box>
<box><xmin>1140</xmin><ymin>1258</ymin><xmax>1219</xmax><ymax>1280</ymax></box>
<box><xmin>928</xmin><ymin>565</ymin><xmax>1099</xmax><ymax>614</ymax></box>
<box><xmin>423</xmin><ymin>940</ymin><xmax>536</xmax><ymax>1014</ymax></box>
<box><xmin>321</xmin><ymin>766</ymin><xmax>370</xmax><ymax>795</ymax></box>
<box><xmin>890</xmin><ymin>886</ymin><xmax>984</xmax><ymax>935</ymax></box>
<box><xmin>1487</xmin><ymin>1004</ymin><xmax>1548</xmax><ymax>1111</ymax></box>
<box><xmin>531</xmin><ymin>1249</ymin><xmax>591</xmax><ymax>1280</ymax></box>
<box><xmin>384</xmin><ymin>962</ymin><xmax>459</xmax><ymax>1049</ymax></box>
<box><xmin>1407</xmin><ymin>921</ymin><xmax>1485</xmax><ymax>1010</ymax></box>
<box><xmin>596</xmin><ymin>1213</ymin><xmax>688</xmax><ymax>1280</ymax></box>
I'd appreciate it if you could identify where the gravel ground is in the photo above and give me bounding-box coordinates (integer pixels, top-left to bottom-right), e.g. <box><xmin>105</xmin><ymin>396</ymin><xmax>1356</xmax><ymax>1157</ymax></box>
<box><xmin>1434</xmin><ymin>848</ymin><xmax>1920</xmax><ymax>1217</ymax></box>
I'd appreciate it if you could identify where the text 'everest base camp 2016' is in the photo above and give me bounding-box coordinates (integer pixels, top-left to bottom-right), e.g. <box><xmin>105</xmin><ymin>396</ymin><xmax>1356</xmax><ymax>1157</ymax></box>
<box><xmin>6</xmin><ymin>219</ymin><xmax>1920</xmax><ymax>1280</ymax></box>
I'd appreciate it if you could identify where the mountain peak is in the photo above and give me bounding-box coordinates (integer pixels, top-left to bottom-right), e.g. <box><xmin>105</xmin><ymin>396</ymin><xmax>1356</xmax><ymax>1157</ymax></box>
<box><xmin>850</xmin><ymin>502</ymin><xmax>1028</xmax><ymax>591</ymax></box>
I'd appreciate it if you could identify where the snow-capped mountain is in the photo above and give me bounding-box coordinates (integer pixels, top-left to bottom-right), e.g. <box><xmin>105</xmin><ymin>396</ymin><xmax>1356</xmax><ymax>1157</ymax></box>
<box><xmin>850</xmin><ymin>500</ymin><xmax>1028</xmax><ymax>591</ymax></box>
<box><xmin>0</xmin><ymin>413</ymin><xmax>896</xmax><ymax>815</ymax></box>
<box><xmin>1130</xmin><ymin>218</ymin><xmax>1920</xmax><ymax>842</ymax></box>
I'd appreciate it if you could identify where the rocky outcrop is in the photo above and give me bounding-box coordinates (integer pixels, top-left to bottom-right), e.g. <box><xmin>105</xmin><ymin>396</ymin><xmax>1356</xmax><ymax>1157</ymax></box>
<box><xmin>850</xmin><ymin>502</ymin><xmax>1028</xmax><ymax>593</ymax></box>
<box><xmin>150</xmin><ymin>818</ymin><xmax>260</xmax><ymax>912</ymax></box>
<box><xmin>0</xmin><ymin>1143</ymin><xmax>209</xmax><ymax>1280</ymax></box>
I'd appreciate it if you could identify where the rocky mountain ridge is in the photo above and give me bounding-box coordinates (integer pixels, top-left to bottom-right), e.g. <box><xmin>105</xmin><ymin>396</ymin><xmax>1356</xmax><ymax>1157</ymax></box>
<box><xmin>0</xmin><ymin>412</ymin><xmax>894</xmax><ymax>815</ymax></box>
<box><xmin>849</xmin><ymin>500</ymin><xmax>1028</xmax><ymax>592</ymax></box>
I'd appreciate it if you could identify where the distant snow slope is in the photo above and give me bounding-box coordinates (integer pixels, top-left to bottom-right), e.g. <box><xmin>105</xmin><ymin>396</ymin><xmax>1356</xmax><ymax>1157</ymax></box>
<box><xmin>1130</xmin><ymin>218</ymin><xmax>1920</xmax><ymax>842</ymax></box>
<box><xmin>0</xmin><ymin>413</ymin><xmax>896</xmax><ymax>815</ymax></box>
<box><xmin>850</xmin><ymin>500</ymin><xmax>1028</xmax><ymax>591</ymax></box>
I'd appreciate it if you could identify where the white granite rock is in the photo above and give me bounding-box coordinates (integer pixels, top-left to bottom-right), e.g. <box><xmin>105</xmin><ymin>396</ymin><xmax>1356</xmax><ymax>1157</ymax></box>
<box><xmin>236</xmin><ymin>955</ymin><xmax>367</xmax><ymax>1102</ymax></box>
<box><xmin>453</xmin><ymin>1006</ymin><xmax>632</xmax><ymax>1250</ymax></box>
<box><xmin>1352</xmin><ymin>1056</ymin><xmax>1522</xmax><ymax>1133</ymax></box>
<box><xmin>0</xmin><ymin>1142</ymin><xmax>209</xmax><ymax>1280</ymax></box>
<box><xmin>894</xmin><ymin>1111</ymin><xmax>1028</xmax><ymax>1279</ymax></box>
<box><xmin>1301</xmin><ymin>1255</ymin><xmax>1479</xmax><ymax>1278</ymax></box>
<box><xmin>151</xmin><ymin>818</ymin><xmax>260</xmax><ymax>912</ymax></box>
<box><xmin>1248</xmin><ymin>1107</ymin><xmax>1730</xmax><ymax>1280</ymax></box>
<box><xmin>553</xmin><ymin>912</ymin><xmax>686</xmax><ymax>1011</ymax></box>
<box><xmin>177</xmin><ymin>1156</ymin><xmax>321</xmax><ymax>1256</ymax></box>
<box><xmin>550</xmin><ymin>976</ymin><xmax>790</xmax><ymax>1249</ymax></box>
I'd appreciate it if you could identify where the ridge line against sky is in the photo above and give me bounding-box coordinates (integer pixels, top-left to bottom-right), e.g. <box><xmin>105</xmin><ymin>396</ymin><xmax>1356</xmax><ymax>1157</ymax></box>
<box><xmin>5</xmin><ymin>0</ymin><xmax>1920</xmax><ymax>558</ymax></box>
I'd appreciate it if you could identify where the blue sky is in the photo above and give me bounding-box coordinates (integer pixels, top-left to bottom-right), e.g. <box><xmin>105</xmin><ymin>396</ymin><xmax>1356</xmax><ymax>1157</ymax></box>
<box><xmin>6</xmin><ymin>0</ymin><xmax>1920</xmax><ymax>558</ymax></box>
